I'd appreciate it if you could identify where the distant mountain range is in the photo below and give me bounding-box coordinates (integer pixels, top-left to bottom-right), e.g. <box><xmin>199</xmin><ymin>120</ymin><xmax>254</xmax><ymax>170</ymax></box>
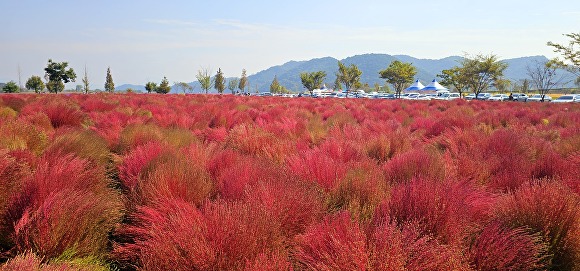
<box><xmin>115</xmin><ymin>54</ymin><xmax>575</xmax><ymax>93</ymax></box>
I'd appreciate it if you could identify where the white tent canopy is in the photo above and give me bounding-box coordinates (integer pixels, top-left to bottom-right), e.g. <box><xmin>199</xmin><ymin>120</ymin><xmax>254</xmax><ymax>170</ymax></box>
<box><xmin>422</xmin><ymin>79</ymin><xmax>448</xmax><ymax>91</ymax></box>
<box><xmin>405</xmin><ymin>80</ymin><xmax>425</xmax><ymax>91</ymax></box>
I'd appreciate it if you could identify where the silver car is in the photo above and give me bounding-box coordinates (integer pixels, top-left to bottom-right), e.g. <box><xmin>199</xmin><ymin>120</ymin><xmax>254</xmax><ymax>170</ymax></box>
<box><xmin>527</xmin><ymin>94</ymin><xmax>552</xmax><ymax>102</ymax></box>
<box><xmin>552</xmin><ymin>95</ymin><xmax>579</xmax><ymax>103</ymax></box>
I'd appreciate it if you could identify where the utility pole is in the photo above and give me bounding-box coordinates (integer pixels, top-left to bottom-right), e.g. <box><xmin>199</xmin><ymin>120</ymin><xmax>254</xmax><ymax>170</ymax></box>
<box><xmin>18</xmin><ymin>65</ymin><xmax>22</xmax><ymax>91</ymax></box>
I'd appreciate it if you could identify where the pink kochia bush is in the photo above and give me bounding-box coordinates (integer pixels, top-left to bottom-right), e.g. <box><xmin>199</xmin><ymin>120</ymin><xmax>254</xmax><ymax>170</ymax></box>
<box><xmin>0</xmin><ymin>94</ymin><xmax>578</xmax><ymax>270</ymax></box>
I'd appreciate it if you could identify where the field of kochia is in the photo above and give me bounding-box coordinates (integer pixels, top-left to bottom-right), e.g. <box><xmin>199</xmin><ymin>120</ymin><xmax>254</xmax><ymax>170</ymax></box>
<box><xmin>0</xmin><ymin>93</ymin><xmax>578</xmax><ymax>271</ymax></box>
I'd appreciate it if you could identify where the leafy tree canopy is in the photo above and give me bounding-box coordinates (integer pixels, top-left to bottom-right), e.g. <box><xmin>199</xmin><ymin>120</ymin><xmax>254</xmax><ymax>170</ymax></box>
<box><xmin>379</xmin><ymin>60</ymin><xmax>417</xmax><ymax>97</ymax></box>
<box><xmin>300</xmin><ymin>71</ymin><xmax>326</xmax><ymax>95</ymax></box>
<box><xmin>214</xmin><ymin>68</ymin><xmax>226</xmax><ymax>94</ymax></box>
<box><xmin>105</xmin><ymin>67</ymin><xmax>115</xmax><ymax>92</ymax></box>
<box><xmin>337</xmin><ymin>61</ymin><xmax>362</xmax><ymax>96</ymax></box>
<box><xmin>25</xmin><ymin>76</ymin><xmax>45</xmax><ymax>93</ymax></box>
<box><xmin>547</xmin><ymin>32</ymin><xmax>580</xmax><ymax>76</ymax></box>
<box><xmin>238</xmin><ymin>69</ymin><xmax>248</xmax><ymax>93</ymax></box>
<box><xmin>44</xmin><ymin>59</ymin><xmax>76</xmax><ymax>93</ymax></box>
<box><xmin>461</xmin><ymin>54</ymin><xmax>508</xmax><ymax>97</ymax></box>
<box><xmin>197</xmin><ymin>68</ymin><xmax>213</xmax><ymax>94</ymax></box>
<box><xmin>156</xmin><ymin>77</ymin><xmax>171</xmax><ymax>94</ymax></box>
<box><xmin>145</xmin><ymin>82</ymin><xmax>157</xmax><ymax>93</ymax></box>
<box><xmin>2</xmin><ymin>81</ymin><xmax>19</xmax><ymax>93</ymax></box>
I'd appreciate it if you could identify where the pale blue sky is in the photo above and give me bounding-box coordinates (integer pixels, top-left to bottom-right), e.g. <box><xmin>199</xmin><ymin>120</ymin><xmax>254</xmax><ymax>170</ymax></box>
<box><xmin>1</xmin><ymin>0</ymin><xmax>579</xmax><ymax>87</ymax></box>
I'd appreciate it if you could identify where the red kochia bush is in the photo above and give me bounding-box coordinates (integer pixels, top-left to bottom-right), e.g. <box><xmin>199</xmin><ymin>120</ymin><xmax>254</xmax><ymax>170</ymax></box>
<box><xmin>114</xmin><ymin>199</ymin><xmax>285</xmax><ymax>271</ymax></box>
<box><xmin>382</xmin><ymin>179</ymin><xmax>479</xmax><ymax>245</ymax></box>
<box><xmin>286</xmin><ymin>149</ymin><xmax>348</xmax><ymax>191</ymax></box>
<box><xmin>117</xmin><ymin>141</ymin><xmax>165</xmax><ymax>194</ymax></box>
<box><xmin>381</xmin><ymin>147</ymin><xmax>446</xmax><ymax>185</ymax></box>
<box><xmin>0</xmin><ymin>252</ymin><xmax>108</xmax><ymax>271</ymax></box>
<box><xmin>369</xmin><ymin>221</ymin><xmax>469</xmax><ymax>271</ymax></box>
<box><xmin>468</xmin><ymin>222</ymin><xmax>548</xmax><ymax>271</ymax></box>
<box><xmin>2</xmin><ymin>152</ymin><xmax>122</xmax><ymax>260</ymax></box>
<box><xmin>494</xmin><ymin>181</ymin><xmax>580</xmax><ymax>271</ymax></box>
<box><xmin>294</xmin><ymin>212</ymin><xmax>368</xmax><ymax>271</ymax></box>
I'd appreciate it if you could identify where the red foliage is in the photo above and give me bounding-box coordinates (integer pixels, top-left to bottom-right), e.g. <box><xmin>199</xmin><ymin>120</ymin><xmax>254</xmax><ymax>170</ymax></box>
<box><xmin>294</xmin><ymin>212</ymin><xmax>369</xmax><ymax>271</ymax></box>
<box><xmin>468</xmin><ymin>222</ymin><xmax>548</xmax><ymax>271</ymax></box>
<box><xmin>0</xmin><ymin>94</ymin><xmax>577</xmax><ymax>269</ymax></box>
<box><xmin>2</xmin><ymin>152</ymin><xmax>122</xmax><ymax>260</ymax></box>
<box><xmin>494</xmin><ymin>181</ymin><xmax>580</xmax><ymax>271</ymax></box>
<box><xmin>114</xmin><ymin>199</ymin><xmax>284</xmax><ymax>271</ymax></box>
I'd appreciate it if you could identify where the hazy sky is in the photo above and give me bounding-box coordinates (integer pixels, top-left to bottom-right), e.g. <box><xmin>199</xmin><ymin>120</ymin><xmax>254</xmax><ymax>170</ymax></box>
<box><xmin>1</xmin><ymin>0</ymin><xmax>579</xmax><ymax>88</ymax></box>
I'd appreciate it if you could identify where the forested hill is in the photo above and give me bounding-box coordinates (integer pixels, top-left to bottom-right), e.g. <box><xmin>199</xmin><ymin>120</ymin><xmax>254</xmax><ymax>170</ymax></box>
<box><xmin>115</xmin><ymin>54</ymin><xmax>573</xmax><ymax>93</ymax></box>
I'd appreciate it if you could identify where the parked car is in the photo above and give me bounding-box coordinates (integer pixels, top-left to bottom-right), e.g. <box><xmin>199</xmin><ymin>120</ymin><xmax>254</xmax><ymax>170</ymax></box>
<box><xmin>377</xmin><ymin>93</ymin><xmax>396</xmax><ymax>99</ymax></box>
<box><xmin>465</xmin><ymin>93</ymin><xmax>476</xmax><ymax>100</ymax></box>
<box><xmin>512</xmin><ymin>93</ymin><xmax>528</xmax><ymax>102</ymax></box>
<box><xmin>403</xmin><ymin>93</ymin><xmax>420</xmax><ymax>100</ymax></box>
<box><xmin>415</xmin><ymin>94</ymin><xmax>432</xmax><ymax>100</ymax></box>
<box><xmin>552</xmin><ymin>95</ymin><xmax>579</xmax><ymax>103</ymax></box>
<box><xmin>476</xmin><ymin>93</ymin><xmax>492</xmax><ymax>100</ymax></box>
<box><xmin>434</xmin><ymin>92</ymin><xmax>461</xmax><ymax>100</ymax></box>
<box><xmin>488</xmin><ymin>94</ymin><xmax>510</xmax><ymax>101</ymax></box>
<box><xmin>527</xmin><ymin>94</ymin><xmax>552</xmax><ymax>102</ymax></box>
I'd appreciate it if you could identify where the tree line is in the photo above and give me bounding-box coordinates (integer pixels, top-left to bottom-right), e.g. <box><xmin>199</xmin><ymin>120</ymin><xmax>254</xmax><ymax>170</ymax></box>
<box><xmin>4</xmin><ymin>33</ymin><xmax>579</xmax><ymax>98</ymax></box>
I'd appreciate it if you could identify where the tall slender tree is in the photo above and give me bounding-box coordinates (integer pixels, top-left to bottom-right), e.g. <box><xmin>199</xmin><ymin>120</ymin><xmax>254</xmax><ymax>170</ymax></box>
<box><xmin>379</xmin><ymin>61</ymin><xmax>417</xmax><ymax>98</ymax></box>
<box><xmin>104</xmin><ymin>67</ymin><xmax>115</xmax><ymax>93</ymax></box>
<box><xmin>44</xmin><ymin>59</ymin><xmax>76</xmax><ymax>93</ymax></box>
<box><xmin>214</xmin><ymin>68</ymin><xmax>226</xmax><ymax>94</ymax></box>
<box><xmin>82</xmin><ymin>65</ymin><xmax>90</xmax><ymax>94</ymax></box>
<box><xmin>270</xmin><ymin>76</ymin><xmax>282</xmax><ymax>93</ymax></box>
<box><xmin>238</xmin><ymin>69</ymin><xmax>248</xmax><ymax>94</ymax></box>
<box><xmin>228</xmin><ymin>78</ymin><xmax>239</xmax><ymax>94</ymax></box>
<box><xmin>197</xmin><ymin>68</ymin><xmax>212</xmax><ymax>94</ymax></box>
<box><xmin>336</xmin><ymin>61</ymin><xmax>362</xmax><ymax>97</ymax></box>
<box><xmin>156</xmin><ymin>77</ymin><xmax>171</xmax><ymax>94</ymax></box>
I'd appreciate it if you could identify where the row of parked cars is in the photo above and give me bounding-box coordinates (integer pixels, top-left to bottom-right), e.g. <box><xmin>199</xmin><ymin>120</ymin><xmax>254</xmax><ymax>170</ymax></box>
<box><xmin>259</xmin><ymin>91</ymin><xmax>580</xmax><ymax>103</ymax></box>
<box><xmin>465</xmin><ymin>93</ymin><xmax>580</xmax><ymax>103</ymax></box>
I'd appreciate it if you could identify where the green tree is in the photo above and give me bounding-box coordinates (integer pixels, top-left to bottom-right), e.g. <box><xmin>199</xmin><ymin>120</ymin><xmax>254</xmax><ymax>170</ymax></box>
<box><xmin>214</xmin><ymin>68</ymin><xmax>226</xmax><ymax>94</ymax></box>
<box><xmin>238</xmin><ymin>69</ymin><xmax>248</xmax><ymax>94</ymax></box>
<box><xmin>197</xmin><ymin>68</ymin><xmax>212</xmax><ymax>94</ymax></box>
<box><xmin>145</xmin><ymin>82</ymin><xmax>157</xmax><ymax>93</ymax></box>
<box><xmin>25</xmin><ymin>76</ymin><xmax>45</xmax><ymax>93</ymax></box>
<box><xmin>438</xmin><ymin>66</ymin><xmax>469</xmax><ymax>97</ymax></box>
<box><xmin>337</xmin><ymin>61</ymin><xmax>362</xmax><ymax>97</ymax></box>
<box><xmin>44</xmin><ymin>59</ymin><xmax>76</xmax><ymax>93</ymax></box>
<box><xmin>520</xmin><ymin>79</ymin><xmax>531</xmax><ymax>94</ymax></box>
<box><xmin>527</xmin><ymin>60</ymin><xmax>567</xmax><ymax>102</ymax></box>
<box><xmin>82</xmin><ymin>66</ymin><xmax>90</xmax><ymax>94</ymax></box>
<box><xmin>2</xmin><ymin>81</ymin><xmax>19</xmax><ymax>93</ymax></box>
<box><xmin>494</xmin><ymin>78</ymin><xmax>512</xmax><ymax>93</ymax></box>
<box><xmin>547</xmin><ymin>33</ymin><xmax>580</xmax><ymax>76</ymax></box>
<box><xmin>104</xmin><ymin>67</ymin><xmax>115</xmax><ymax>92</ymax></box>
<box><xmin>333</xmin><ymin>76</ymin><xmax>342</xmax><ymax>91</ymax></box>
<box><xmin>228</xmin><ymin>78</ymin><xmax>239</xmax><ymax>94</ymax></box>
<box><xmin>174</xmin><ymin>82</ymin><xmax>193</xmax><ymax>94</ymax></box>
<box><xmin>300</xmin><ymin>71</ymin><xmax>326</xmax><ymax>95</ymax></box>
<box><xmin>270</xmin><ymin>76</ymin><xmax>282</xmax><ymax>93</ymax></box>
<box><xmin>156</xmin><ymin>77</ymin><xmax>171</xmax><ymax>94</ymax></box>
<box><xmin>379</xmin><ymin>60</ymin><xmax>417</xmax><ymax>98</ymax></box>
<box><xmin>461</xmin><ymin>54</ymin><xmax>508</xmax><ymax>99</ymax></box>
